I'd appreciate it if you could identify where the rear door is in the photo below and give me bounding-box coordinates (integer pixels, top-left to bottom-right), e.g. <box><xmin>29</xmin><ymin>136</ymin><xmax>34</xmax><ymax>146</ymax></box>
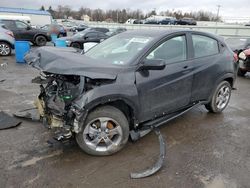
<box><xmin>190</xmin><ymin>33</ymin><xmax>222</xmax><ymax>102</ymax></box>
<box><xmin>136</xmin><ymin>34</ymin><xmax>193</xmax><ymax>122</ymax></box>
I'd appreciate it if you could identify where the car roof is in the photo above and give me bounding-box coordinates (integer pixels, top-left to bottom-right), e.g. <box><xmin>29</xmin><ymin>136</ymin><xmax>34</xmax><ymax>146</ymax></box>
<box><xmin>122</xmin><ymin>29</ymin><xmax>222</xmax><ymax>41</ymax></box>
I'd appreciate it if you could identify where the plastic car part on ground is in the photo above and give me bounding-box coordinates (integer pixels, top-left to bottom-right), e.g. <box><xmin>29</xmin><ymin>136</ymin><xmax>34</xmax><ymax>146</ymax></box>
<box><xmin>13</xmin><ymin>107</ymin><xmax>166</xmax><ymax>179</ymax></box>
<box><xmin>130</xmin><ymin>127</ymin><xmax>166</xmax><ymax>179</ymax></box>
<box><xmin>0</xmin><ymin>111</ymin><xmax>22</xmax><ymax>130</ymax></box>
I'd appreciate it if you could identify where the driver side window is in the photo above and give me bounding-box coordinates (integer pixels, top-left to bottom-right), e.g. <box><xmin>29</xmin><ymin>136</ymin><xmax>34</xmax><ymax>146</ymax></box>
<box><xmin>146</xmin><ymin>35</ymin><xmax>187</xmax><ymax>64</ymax></box>
<box><xmin>15</xmin><ymin>21</ymin><xmax>28</xmax><ymax>29</ymax></box>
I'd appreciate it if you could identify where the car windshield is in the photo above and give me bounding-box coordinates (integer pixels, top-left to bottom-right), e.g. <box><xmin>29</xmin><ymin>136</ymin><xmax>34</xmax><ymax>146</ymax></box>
<box><xmin>85</xmin><ymin>34</ymin><xmax>153</xmax><ymax>65</ymax></box>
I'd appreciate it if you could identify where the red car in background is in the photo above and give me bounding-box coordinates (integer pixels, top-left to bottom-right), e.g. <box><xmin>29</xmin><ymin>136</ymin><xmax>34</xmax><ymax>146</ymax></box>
<box><xmin>238</xmin><ymin>49</ymin><xmax>250</xmax><ymax>76</ymax></box>
<box><xmin>225</xmin><ymin>37</ymin><xmax>250</xmax><ymax>76</ymax></box>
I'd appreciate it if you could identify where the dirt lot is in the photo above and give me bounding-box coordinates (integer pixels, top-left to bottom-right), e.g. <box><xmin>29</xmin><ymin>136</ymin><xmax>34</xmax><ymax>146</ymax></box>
<box><xmin>0</xmin><ymin>54</ymin><xmax>250</xmax><ymax>188</ymax></box>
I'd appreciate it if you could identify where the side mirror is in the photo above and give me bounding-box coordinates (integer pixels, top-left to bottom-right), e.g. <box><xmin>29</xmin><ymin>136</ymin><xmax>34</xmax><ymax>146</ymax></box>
<box><xmin>138</xmin><ymin>59</ymin><xmax>166</xmax><ymax>71</ymax></box>
<box><xmin>26</xmin><ymin>26</ymin><xmax>32</xmax><ymax>30</ymax></box>
<box><xmin>238</xmin><ymin>51</ymin><xmax>247</xmax><ymax>60</ymax></box>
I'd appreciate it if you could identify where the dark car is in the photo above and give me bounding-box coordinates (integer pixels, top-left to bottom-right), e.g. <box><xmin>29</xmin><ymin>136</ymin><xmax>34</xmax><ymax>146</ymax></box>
<box><xmin>71</xmin><ymin>24</ymin><xmax>89</xmax><ymax>32</ymax></box>
<box><xmin>177</xmin><ymin>17</ymin><xmax>197</xmax><ymax>25</ymax></box>
<box><xmin>63</xmin><ymin>30</ymin><xmax>109</xmax><ymax>49</ymax></box>
<box><xmin>159</xmin><ymin>18</ymin><xmax>177</xmax><ymax>25</ymax></box>
<box><xmin>106</xmin><ymin>27</ymin><xmax>127</xmax><ymax>36</ymax></box>
<box><xmin>225</xmin><ymin>37</ymin><xmax>250</xmax><ymax>76</ymax></box>
<box><xmin>84</xmin><ymin>27</ymin><xmax>109</xmax><ymax>33</ymax></box>
<box><xmin>25</xmin><ymin>30</ymin><xmax>236</xmax><ymax>156</ymax></box>
<box><xmin>144</xmin><ymin>19</ymin><xmax>159</xmax><ymax>25</ymax></box>
<box><xmin>0</xmin><ymin>19</ymin><xmax>51</xmax><ymax>46</ymax></box>
<box><xmin>133</xmin><ymin>19</ymin><xmax>144</xmax><ymax>24</ymax></box>
<box><xmin>41</xmin><ymin>24</ymin><xmax>67</xmax><ymax>38</ymax></box>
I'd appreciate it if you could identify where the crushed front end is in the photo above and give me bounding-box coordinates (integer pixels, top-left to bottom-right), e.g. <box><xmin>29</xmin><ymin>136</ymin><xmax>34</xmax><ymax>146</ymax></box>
<box><xmin>33</xmin><ymin>73</ymin><xmax>85</xmax><ymax>140</ymax></box>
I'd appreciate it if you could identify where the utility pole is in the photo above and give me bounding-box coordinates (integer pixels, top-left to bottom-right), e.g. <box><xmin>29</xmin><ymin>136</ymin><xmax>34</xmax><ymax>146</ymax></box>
<box><xmin>216</xmin><ymin>5</ymin><xmax>221</xmax><ymax>25</ymax></box>
<box><xmin>117</xmin><ymin>11</ymin><xmax>119</xmax><ymax>23</ymax></box>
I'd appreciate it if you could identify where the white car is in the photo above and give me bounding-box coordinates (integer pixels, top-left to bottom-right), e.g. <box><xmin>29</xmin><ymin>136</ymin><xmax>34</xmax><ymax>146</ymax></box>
<box><xmin>0</xmin><ymin>24</ymin><xmax>15</xmax><ymax>56</ymax></box>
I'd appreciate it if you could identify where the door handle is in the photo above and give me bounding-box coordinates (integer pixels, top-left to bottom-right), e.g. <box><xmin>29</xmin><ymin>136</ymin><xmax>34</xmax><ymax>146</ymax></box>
<box><xmin>183</xmin><ymin>65</ymin><xmax>188</xmax><ymax>69</ymax></box>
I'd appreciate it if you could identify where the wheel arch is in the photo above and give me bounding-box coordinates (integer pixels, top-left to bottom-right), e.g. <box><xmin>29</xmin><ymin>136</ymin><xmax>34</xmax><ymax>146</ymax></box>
<box><xmin>0</xmin><ymin>40</ymin><xmax>14</xmax><ymax>49</ymax></box>
<box><xmin>76</xmin><ymin>96</ymin><xmax>139</xmax><ymax>131</ymax></box>
<box><xmin>207</xmin><ymin>73</ymin><xmax>234</xmax><ymax>102</ymax></box>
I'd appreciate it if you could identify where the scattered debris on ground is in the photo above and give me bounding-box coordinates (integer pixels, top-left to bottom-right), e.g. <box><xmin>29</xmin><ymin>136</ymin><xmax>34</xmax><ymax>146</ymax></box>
<box><xmin>0</xmin><ymin>111</ymin><xmax>22</xmax><ymax>130</ymax></box>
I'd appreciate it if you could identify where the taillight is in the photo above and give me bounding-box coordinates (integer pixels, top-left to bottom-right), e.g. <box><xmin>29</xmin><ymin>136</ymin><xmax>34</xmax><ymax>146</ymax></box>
<box><xmin>233</xmin><ymin>53</ymin><xmax>238</xmax><ymax>63</ymax></box>
<box><xmin>5</xmin><ymin>31</ymin><xmax>14</xmax><ymax>38</ymax></box>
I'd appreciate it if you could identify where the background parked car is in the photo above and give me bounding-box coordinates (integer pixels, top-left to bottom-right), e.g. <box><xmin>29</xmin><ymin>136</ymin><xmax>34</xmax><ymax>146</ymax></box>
<box><xmin>133</xmin><ymin>19</ymin><xmax>144</xmax><ymax>24</ymax></box>
<box><xmin>40</xmin><ymin>24</ymin><xmax>67</xmax><ymax>37</ymax></box>
<box><xmin>84</xmin><ymin>27</ymin><xmax>109</xmax><ymax>33</ymax></box>
<box><xmin>71</xmin><ymin>24</ymin><xmax>89</xmax><ymax>32</ymax></box>
<box><xmin>0</xmin><ymin>19</ymin><xmax>51</xmax><ymax>46</ymax></box>
<box><xmin>63</xmin><ymin>30</ymin><xmax>109</xmax><ymax>49</ymax></box>
<box><xmin>159</xmin><ymin>17</ymin><xmax>177</xmax><ymax>25</ymax></box>
<box><xmin>0</xmin><ymin>24</ymin><xmax>15</xmax><ymax>56</ymax></box>
<box><xmin>225</xmin><ymin>37</ymin><xmax>250</xmax><ymax>52</ymax></box>
<box><xmin>106</xmin><ymin>27</ymin><xmax>127</xmax><ymax>36</ymax></box>
<box><xmin>144</xmin><ymin>19</ymin><xmax>159</xmax><ymax>25</ymax></box>
<box><xmin>177</xmin><ymin>17</ymin><xmax>197</xmax><ymax>25</ymax></box>
<box><xmin>237</xmin><ymin>49</ymin><xmax>250</xmax><ymax>76</ymax></box>
<box><xmin>225</xmin><ymin>37</ymin><xmax>250</xmax><ymax>76</ymax></box>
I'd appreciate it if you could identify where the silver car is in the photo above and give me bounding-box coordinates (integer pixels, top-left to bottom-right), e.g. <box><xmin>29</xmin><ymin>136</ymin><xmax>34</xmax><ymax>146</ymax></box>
<box><xmin>0</xmin><ymin>24</ymin><xmax>15</xmax><ymax>56</ymax></box>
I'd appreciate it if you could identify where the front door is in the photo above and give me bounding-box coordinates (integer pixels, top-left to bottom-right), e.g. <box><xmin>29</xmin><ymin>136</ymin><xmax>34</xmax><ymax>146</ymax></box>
<box><xmin>136</xmin><ymin>34</ymin><xmax>193</xmax><ymax>122</ymax></box>
<box><xmin>14</xmin><ymin>20</ymin><xmax>33</xmax><ymax>41</ymax></box>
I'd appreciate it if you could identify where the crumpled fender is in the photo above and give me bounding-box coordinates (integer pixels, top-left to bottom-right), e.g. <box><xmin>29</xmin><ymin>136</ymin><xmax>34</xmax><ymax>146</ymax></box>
<box><xmin>73</xmin><ymin>72</ymin><xmax>140</xmax><ymax>123</ymax></box>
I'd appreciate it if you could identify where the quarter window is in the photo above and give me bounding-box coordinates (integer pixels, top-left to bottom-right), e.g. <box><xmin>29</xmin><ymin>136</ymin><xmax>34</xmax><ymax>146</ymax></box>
<box><xmin>146</xmin><ymin>35</ymin><xmax>187</xmax><ymax>64</ymax></box>
<box><xmin>192</xmin><ymin>35</ymin><xmax>219</xmax><ymax>58</ymax></box>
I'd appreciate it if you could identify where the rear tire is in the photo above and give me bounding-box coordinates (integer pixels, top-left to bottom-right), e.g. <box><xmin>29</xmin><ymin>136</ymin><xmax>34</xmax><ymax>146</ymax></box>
<box><xmin>35</xmin><ymin>35</ymin><xmax>47</xmax><ymax>46</ymax></box>
<box><xmin>0</xmin><ymin>42</ymin><xmax>11</xmax><ymax>56</ymax></box>
<box><xmin>70</xmin><ymin>42</ymin><xmax>82</xmax><ymax>49</ymax></box>
<box><xmin>76</xmin><ymin>106</ymin><xmax>129</xmax><ymax>156</ymax></box>
<box><xmin>205</xmin><ymin>81</ymin><xmax>231</xmax><ymax>113</ymax></box>
<box><xmin>237</xmin><ymin>68</ymin><xmax>247</xmax><ymax>77</ymax></box>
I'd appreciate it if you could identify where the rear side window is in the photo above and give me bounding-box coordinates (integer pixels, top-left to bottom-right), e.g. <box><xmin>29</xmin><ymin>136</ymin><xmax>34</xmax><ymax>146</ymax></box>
<box><xmin>0</xmin><ymin>20</ymin><xmax>15</xmax><ymax>29</ymax></box>
<box><xmin>192</xmin><ymin>35</ymin><xmax>219</xmax><ymax>58</ymax></box>
<box><xmin>146</xmin><ymin>35</ymin><xmax>187</xmax><ymax>64</ymax></box>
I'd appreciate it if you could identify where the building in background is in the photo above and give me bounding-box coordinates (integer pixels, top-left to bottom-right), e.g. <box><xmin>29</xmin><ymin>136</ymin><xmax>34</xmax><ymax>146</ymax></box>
<box><xmin>0</xmin><ymin>7</ymin><xmax>52</xmax><ymax>26</ymax></box>
<box><xmin>81</xmin><ymin>14</ymin><xmax>90</xmax><ymax>22</ymax></box>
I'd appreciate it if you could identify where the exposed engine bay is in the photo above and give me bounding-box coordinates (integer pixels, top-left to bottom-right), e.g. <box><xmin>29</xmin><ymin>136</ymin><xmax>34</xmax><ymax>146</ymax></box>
<box><xmin>33</xmin><ymin>72</ymin><xmax>113</xmax><ymax>140</ymax></box>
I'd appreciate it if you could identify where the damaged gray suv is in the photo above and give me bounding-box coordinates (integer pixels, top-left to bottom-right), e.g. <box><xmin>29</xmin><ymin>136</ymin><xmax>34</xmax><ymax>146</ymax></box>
<box><xmin>25</xmin><ymin>30</ymin><xmax>237</xmax><ymax>156</ymax></box>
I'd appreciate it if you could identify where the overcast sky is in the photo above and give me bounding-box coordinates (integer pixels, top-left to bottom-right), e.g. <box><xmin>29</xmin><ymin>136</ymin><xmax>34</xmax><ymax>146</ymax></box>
<box><xmin>0</xmin><ymin>0</ymin><xmax>249</xmax><ymax>21</ymax></box>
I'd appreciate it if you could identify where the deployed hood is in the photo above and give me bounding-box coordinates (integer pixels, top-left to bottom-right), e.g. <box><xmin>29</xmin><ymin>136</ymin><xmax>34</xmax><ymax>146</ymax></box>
<box><xmin>25</xmin><ymin>47</ymin><xmax>124</xmax><ymax>80</ymax></box>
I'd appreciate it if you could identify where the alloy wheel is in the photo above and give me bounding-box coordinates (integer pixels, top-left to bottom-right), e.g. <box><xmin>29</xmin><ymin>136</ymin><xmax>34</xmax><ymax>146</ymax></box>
<box><xmin>0</xmin><ymin>43</ymin><xmax>10</xmax><ymax>56</ymax></box>
<box><xmin>83</xmin><ymin>117</ymin><xmax>123</xmax><ymax>152</ymax></box>
<box><xmin>216</xmin><ymin>85</ymin><xmax>230</xmax><ymax>110</ymax></box>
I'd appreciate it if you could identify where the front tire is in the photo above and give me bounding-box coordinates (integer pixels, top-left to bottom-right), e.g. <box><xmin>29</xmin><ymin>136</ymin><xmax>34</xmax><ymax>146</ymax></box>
<box><xmin>76</xmin><ymin>106</ymin><xmax>129</xmax><ymax>156</ymax></box>
<box><xmin>0</xmin><ymin>42</ymin><xmax>11</xmax><ymax>56</ymax></box>
<box><xmin>70</xmin><ymin>42</ymin><xmax>82</xmax><ymax>49</ymax></box>
<box><xmin>205</xmin><ymin>81</ymin><xmax>231</xmax><ymax>113</ymax></box>
<box><xmin>35</xmin><ymin>35</ymin><xmax>47</xmax><ymax>46</ymax></box>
